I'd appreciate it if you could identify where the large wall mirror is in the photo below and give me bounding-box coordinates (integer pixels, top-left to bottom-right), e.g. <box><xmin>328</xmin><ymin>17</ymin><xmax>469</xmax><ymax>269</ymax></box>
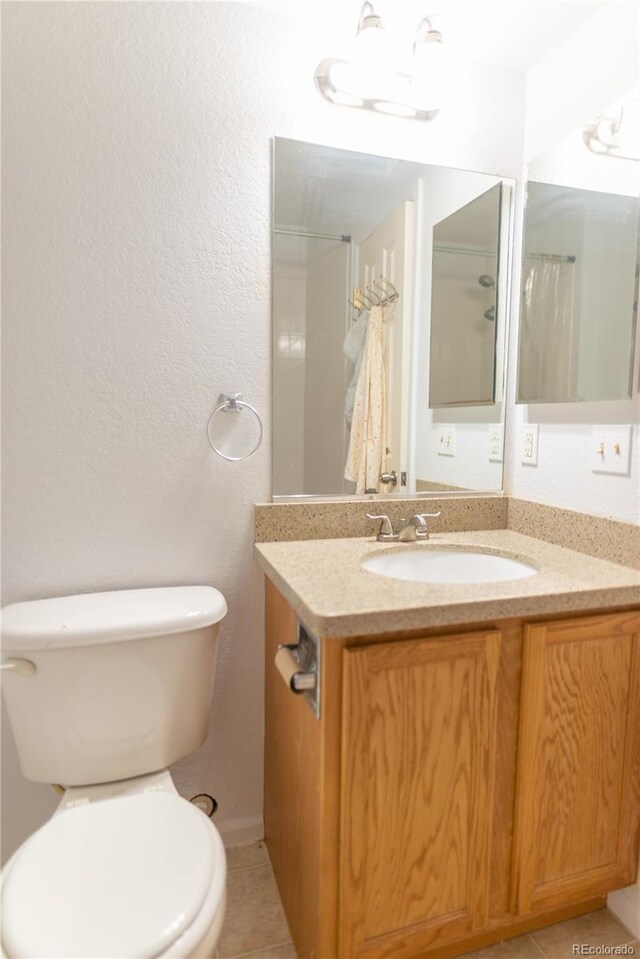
<box><xmin>271</xmin><ymin>138</ymin><xmax>514</xmax><ymax>498</ymax></box>
<box><xmin>517</xmin><ymin>109</ymin><xmax>640</xmax><ymax>404</ymax></box>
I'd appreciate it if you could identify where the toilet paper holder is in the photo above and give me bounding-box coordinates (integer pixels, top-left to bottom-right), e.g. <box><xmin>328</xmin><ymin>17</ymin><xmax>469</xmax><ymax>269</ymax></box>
<box><xmin>275</xmin><ymin>621</ymin><xmax>321</xmax><ymax>718</ymax></box>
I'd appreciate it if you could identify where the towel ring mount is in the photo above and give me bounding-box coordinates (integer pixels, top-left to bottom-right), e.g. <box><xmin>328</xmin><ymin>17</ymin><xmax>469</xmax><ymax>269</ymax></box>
<box><xmin>207</xmin><ymin>393</ymin><xmax>263</xmax><ymax>462</ymax></box>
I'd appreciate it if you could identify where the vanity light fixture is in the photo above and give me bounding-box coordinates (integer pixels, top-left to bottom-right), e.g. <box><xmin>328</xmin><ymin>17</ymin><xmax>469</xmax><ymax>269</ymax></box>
<box><xmin>314</xmin><ymin>3</ymin><xmax>444</xmax><ymax>121</ymax></box>
<box><xmin>583</xmin><ymin>100</ymin><xmax>640</xmax><ymax>161</ymax></box>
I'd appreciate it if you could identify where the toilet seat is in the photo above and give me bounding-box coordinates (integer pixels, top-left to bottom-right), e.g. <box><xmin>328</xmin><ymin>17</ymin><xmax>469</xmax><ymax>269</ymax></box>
<box><xmin>1</xmin><ymin>791</ymin><xmax>226</xmax><ymax>959</ymax></box>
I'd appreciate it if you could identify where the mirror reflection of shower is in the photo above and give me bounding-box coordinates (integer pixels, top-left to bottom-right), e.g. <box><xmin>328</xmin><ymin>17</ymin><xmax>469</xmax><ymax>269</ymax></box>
<box><xmin>272</xmin><ymin>230</ymin><xmax>352</xmax><ymax>496</ymax></box>
<box><xmin>430</xmin><ymin>183</ymin><xmax>503</xmax><ymax>407</ymax></box>
<box><xmin>478</xmin><ymin>274</ymin><xmax>496</xmax><ymax>321</ymax></box>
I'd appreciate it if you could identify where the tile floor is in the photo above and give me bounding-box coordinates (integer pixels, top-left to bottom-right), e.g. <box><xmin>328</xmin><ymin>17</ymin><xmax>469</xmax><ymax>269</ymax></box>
<box><xmin>220</xmin><ymin>842</ymin><xmax>639</xmax><ymax>959</ymax></box>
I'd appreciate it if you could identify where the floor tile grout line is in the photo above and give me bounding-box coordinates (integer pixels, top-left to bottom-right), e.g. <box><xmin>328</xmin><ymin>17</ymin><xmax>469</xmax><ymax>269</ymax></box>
<box><xmin>526</xmin><ymin>932</ymin><xmax>549</xmax><ymax>958</ymax></box>
<box><xmin>226</xmin><ymin>860</ymin><xmax>270</xmax><ymax>875</ymax></box>
<box><xmin>226</xmin><ymin>844</ymin><xmax>269</xmax><ymax>875</ymax></box>
<box><xmin>224</xmin><ymin>939</ymin><xmax>294</xmax><ymax>959</ymax></box>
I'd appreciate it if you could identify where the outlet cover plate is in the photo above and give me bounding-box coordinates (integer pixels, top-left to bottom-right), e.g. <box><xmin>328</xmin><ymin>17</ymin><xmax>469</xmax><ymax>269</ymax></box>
<box><xmin>520</xmin><ymin>424</ymin><xmax>539</xmax><ymax>466</ymax></box>
<box><xmin>489</xmin><ymin>424</ymin><xmax>503</xmax><ymax>462</ymax></box>
<box><xmin>592</xmin><ymin>425</ymin><xmax>632</xmax><ymax>476</ymax></box>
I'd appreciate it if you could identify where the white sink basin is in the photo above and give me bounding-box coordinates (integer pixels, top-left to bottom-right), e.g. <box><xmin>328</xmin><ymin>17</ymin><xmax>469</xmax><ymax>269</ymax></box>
<box><xmin>361</xmin><ymin>549</ymin><xmax>538</xmax><ymax>585</ymax></box>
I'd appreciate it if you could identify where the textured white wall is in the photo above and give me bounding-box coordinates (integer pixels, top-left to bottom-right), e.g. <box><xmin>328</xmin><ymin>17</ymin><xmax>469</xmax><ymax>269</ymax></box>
<box><xmin>1</xmin><ymin>1</ymin><xmax>526</xmax><ymax>860</ymax></box>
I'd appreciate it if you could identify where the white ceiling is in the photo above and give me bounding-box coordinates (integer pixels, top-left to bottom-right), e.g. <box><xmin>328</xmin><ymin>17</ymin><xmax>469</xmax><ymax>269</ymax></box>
<box><xmin>421</xmin><ymin>0</ymin><xmax>609</xmax><ymax>73</ymax></box>
<box><xmin>270</xmin><ymin>0</ymin><xmax>609</xmax><ymax>74</ymax></box>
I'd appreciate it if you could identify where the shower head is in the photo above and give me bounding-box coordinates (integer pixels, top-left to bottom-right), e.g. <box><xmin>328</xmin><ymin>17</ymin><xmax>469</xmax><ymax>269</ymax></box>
<box><xmin>478</xmin><ymin>274</ymin><xmax>495</xmax><ymax>288</ymax></box>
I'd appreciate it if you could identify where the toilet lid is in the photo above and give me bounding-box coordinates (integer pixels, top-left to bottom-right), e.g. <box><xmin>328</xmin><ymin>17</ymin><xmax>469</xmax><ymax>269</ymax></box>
<box><xmin>1</xmin><ymin>792</ymin><xmax>221</xmax><ymax>959</ymax></box>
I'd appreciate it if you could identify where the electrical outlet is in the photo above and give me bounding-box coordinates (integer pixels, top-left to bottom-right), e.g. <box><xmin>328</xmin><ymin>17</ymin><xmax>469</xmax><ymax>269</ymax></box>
<box><xmin>520</xmin><ymin>424</ymin><xmax>539</xmax><ymax>466</ymax></box>
<box><xmin>591</xmin><ymin>425</ymin><xmax>632</xmax><ymax>476</ymax></box>
<box><xmin>437</xmin><ymin>426</ymin><xmax>456</xmax><ymax>456</ymax></box>
<box><xmin>488</xmin><ymin>425</ymin><xmax>503</xmax><ymax>462</ymax></box>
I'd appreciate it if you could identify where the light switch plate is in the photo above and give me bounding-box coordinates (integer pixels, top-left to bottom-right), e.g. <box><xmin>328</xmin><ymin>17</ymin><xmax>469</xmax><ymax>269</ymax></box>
<box><xmin>520</xmin><ymin>424</ymin><xmax>539</xmax><ymax>466</ymax></box>
<box><xmin>437</xmin><ymin>426</ymin><xmax>456</xmax><ymax>457</ymax></box>
<box><xmin>488</xmin><ymin>425</ymin><xmax>503</xmax><ymax>462</ymax></box>
<box><xmin>591</xmin><ymin>425</ymin><xmax>632</xmax><ymax>476</ymax></box>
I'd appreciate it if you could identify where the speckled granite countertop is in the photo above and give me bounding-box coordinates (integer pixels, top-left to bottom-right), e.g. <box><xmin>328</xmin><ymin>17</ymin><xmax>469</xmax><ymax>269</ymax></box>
<box><xmin>254</xmin><ymin>530</ymin><xmax>640</xmax><ymax>638</ymax></box>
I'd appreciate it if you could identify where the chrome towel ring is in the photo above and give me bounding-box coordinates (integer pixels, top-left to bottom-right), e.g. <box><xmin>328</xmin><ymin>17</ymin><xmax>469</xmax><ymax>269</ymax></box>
<box><xmin>207</xmin><ymin>393</ymin><xmax>263</xmax><ymax>462</ymax></box>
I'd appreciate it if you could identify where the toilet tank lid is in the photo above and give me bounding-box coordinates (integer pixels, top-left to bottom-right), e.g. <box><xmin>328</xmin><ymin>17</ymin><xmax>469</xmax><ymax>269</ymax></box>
<box><xmin>1</xmin><ymin>586</ymin><xmax>227</xmax><ymax>651</ymax></box>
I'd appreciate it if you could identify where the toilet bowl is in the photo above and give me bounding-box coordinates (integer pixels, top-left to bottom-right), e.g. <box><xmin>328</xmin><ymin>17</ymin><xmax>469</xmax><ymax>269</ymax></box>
<box><xmin>1</xmin><ymin>586</ymin><xmax>228</xmax><ymax>959</ymax></box>
<box><xmin>1</xmin><ymin>771</ymin><xmax>226</xmax><ymax>959</ymax></box>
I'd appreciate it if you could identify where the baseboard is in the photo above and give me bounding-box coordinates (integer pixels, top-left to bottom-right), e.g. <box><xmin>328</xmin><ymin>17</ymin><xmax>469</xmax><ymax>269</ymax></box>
<box><xmin>216</xmin><ymin>814</ymin><xmax>264</xmax><ymax>849</ymax></box>
<box><xmin>608</xmin><ymin>887</ymin><xmax>640</xmax><ymax>939</ymax></box>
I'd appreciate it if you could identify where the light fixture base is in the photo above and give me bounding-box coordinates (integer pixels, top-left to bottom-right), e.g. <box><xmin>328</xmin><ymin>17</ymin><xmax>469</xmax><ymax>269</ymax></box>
<box><xmin>315</xmin><ymin>58</ymin><xmax>440</xmax><ymax>122</ymax></box>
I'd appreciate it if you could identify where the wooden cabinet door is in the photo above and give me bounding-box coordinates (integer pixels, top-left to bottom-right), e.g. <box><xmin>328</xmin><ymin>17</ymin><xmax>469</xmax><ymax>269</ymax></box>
<box><xmin>513</xmin><ymin>612</ymin><xmax>640</xmax><ymax>915</ymax></box>
<box><xmin>339</xmin><ymin>630</ymin><xmax>502</xmax><ymax>958</ymax></box>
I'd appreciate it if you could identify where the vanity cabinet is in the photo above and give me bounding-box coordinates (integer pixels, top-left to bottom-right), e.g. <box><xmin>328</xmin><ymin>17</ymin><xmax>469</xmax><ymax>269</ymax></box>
<box><xmin>263</xmin><ymin>582</ymin><xmax>640</xmax><ymax>959</ymax></box>
<box><xmin>513</xmin><ymin>614</ymin><xmax>640</xmax><ymax>914</ymax></box>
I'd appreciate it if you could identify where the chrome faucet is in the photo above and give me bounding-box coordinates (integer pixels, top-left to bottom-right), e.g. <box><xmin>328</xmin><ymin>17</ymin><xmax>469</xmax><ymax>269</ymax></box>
<box><xmin>367</xmin><ymin>511</ymin><xmax>442</xmax><ymax>542</ymax></box>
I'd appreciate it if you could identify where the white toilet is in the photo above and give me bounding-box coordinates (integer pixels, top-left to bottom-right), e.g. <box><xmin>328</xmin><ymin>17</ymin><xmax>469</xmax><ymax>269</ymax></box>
<box><xmin>0</xmin><ymin>585</ymin><xmax>228</xmax><ymax>959</ymax></box>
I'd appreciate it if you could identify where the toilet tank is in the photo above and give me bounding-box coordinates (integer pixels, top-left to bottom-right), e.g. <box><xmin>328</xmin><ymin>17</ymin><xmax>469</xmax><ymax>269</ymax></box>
<box><xmin>1</xmin><ymin>586</ymin><xmax>227</xmax><ymax>786</ymax></box>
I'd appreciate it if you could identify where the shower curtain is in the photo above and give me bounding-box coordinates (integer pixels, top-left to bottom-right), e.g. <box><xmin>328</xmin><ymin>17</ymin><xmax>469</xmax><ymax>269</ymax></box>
<box><xmin>520</xmin><ymin>259</ymin><xmax>577</xmax><ymax>402</ymax></box>
<box><xmin>344</xmin><ymin>305</ymin><xmax>387</xmax><ymax>494</ymax></box>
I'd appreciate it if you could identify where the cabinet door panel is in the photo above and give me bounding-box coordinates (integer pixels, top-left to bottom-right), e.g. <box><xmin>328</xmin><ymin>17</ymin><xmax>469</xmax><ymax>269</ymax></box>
<box><xmin>340</xmin><ymin>631</ymin><xmax>501</xmax><ymax>958</ymax></box>
<box><xmin>514</xmin><ymin>612</ymin><xmax>640</xmax><ymax>914</ymax></box>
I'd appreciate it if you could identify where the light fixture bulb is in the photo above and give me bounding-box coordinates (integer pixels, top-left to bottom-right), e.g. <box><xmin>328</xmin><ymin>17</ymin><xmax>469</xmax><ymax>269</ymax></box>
<box><xmin>349</xmin><ymin>4</ymin><xmax>391</xmax><ymax>99</ymax></box>
<box><xmin>327</xmin><ymin>61</ymin><xmax>375</xmax><ymax>103</ymax></box>
<box><xmin>410</xmin><ymin>19</ymin><xmax>444</xmax><ymax>111</ymax></box>
<box><xmin>354</xmin><ymin>9</ymin><xmax>387</xmax><ymax>64</ymax></box>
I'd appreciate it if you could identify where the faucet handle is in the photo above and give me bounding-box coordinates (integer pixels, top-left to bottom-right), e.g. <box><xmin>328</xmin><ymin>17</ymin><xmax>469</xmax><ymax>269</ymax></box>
<box><xmin>366</xmin><ymin>513</ymin><xmax>394</xmax><ymax>540</ymax></box>
<box><xmin>410</xmin><ymin>510</ymin><xmax>442</xmax><ymax>540</ymax></box>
